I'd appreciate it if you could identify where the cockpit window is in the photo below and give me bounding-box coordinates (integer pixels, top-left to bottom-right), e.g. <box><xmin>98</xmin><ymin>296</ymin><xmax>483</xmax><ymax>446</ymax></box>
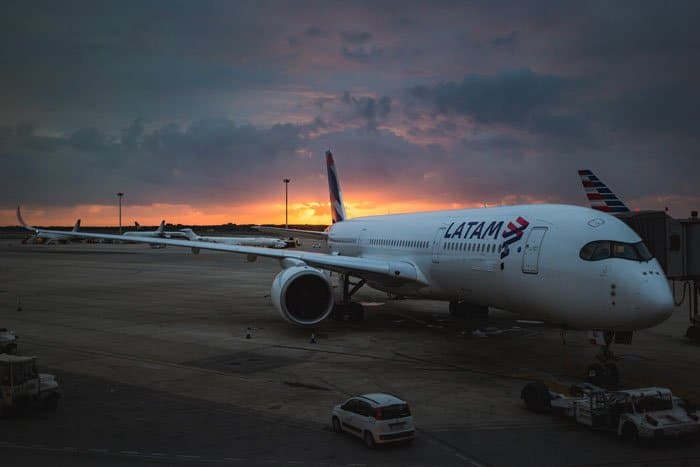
<box><xmin>580</xmin><ymin>240</ymin><xmax>653</xmax><ymax>262</ymax></box>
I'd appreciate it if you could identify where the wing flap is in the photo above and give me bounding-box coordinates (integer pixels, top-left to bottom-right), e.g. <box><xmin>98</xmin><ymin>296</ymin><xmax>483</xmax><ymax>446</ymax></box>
<box><xmin>30</xmin><ymin>228</ymin><xmax>427</xmax><ymax>286</ymax></box>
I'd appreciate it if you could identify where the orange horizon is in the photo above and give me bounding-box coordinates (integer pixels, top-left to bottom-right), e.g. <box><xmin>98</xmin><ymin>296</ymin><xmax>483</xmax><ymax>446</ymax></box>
<box><xmin>1</xmin><ymin>198</ymin><xmax>484</xmax><ymax>227</ymax></box>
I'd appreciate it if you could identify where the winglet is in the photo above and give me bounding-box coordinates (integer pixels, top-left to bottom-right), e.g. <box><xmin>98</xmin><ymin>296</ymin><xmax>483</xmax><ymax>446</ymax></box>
<box><xmin>16</xmin><ymin>206</ymin><xmax>35</xmax><ymax>231</ymax></box>
<box><xmin>179</xmin><ymin>228</ymin><xmax>197</xmax><ymax>240</ymax></box>
<box><xmin>326</xmin><ymin>150</ymin><xmax>347</xmax><ymax>223</ymax></box>
<box><xmin>578</xmin><ymin>169</ymin><xmax>630</xmax><ymax>213</ymax></box>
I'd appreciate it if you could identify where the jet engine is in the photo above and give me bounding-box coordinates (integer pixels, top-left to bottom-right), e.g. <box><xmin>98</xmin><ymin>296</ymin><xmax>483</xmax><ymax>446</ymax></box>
<box><xmin>271</xmin><ymin>265</ymin><xmax>334</xmax><ymax>326</ymax></box>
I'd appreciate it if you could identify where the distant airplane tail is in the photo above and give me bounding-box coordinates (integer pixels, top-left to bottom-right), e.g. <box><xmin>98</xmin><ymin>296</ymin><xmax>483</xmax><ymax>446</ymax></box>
<box><xmin>326</xmin><ymin>150</ymin><xmax>347</xmax><ymax>223</ymax></box>
<box><xmin>578</xmin><ymin>170</ymin><xmax>630</xmax><ymax>213</ymax></box>
<box><xmin>16</xmin><ymin>206</ymin><xmax>35</xmax><ymax>231</ymax></box>
<box><xmin>155</xmin><ymin>220</ymin><xmax>165</xmax><ymax>236</ymax></box>
<box><xmin>72</xmin><ymin>219</ymin><xmax>81</xmax><ymax>232</ymax></box>
<box><xmin>134</xmin><ymin>221</ymin><xmax>141</xmax><ymax>230</ymax></box>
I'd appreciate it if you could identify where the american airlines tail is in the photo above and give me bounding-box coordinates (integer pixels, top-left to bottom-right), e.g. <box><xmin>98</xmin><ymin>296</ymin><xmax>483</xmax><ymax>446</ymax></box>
<box><xmin>578</xmin><ymin>170</ymin><xmax>630</xmax><ymax>213</ymax></box>
<box><xmin>326</xmin><ymin>150</ymin><xmax>347</xmax><ymax>223</ymax></box>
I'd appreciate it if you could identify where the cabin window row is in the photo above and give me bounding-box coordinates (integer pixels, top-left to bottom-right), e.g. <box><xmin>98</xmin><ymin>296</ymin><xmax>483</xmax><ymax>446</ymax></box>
<box><xmin>369</xmin><ymin>238</ymin><xmax>430</xmax><ymax>249</ymax></box>
<box><xmin>443</xmin><ymin>241</ymin><xmax>500</xmax><ymax>254</ymax></box>
<box><xmin>332</xmin><ymin>237</ymin><xmax>357</xmax><ymax>244</ymax></box>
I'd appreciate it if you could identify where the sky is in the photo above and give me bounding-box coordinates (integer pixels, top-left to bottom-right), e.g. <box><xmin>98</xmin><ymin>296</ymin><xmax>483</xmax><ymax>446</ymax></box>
<box><xmin>1</xmin><ymin>0</ymin><xmax>699</xmax><ymax>226</ymax></box>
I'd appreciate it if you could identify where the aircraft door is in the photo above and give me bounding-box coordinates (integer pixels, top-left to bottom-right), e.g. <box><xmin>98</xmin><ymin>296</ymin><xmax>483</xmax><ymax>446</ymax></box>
<box><xmin>432</xmin><ymin>225</ymin><xmax>447</xmax><ymax>264</ymax></box>
<box><xmin>522</xmin><ymin>227</ymin><xmax>548</xmax><ymax>274</ymax></box>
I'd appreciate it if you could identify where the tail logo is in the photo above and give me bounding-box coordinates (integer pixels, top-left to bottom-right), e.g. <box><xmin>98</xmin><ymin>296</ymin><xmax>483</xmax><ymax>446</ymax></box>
<box><xmin>326</xmin><ymin>151</ymin><xmax>347</xmax><ymax>223</ymax></box>
<box><xmin>578</xmin><ymin>170</ymin><xmax>630</xmax><ymax>213</ymax></box>
<box><xmin>500</xmin><ymin>216</ymin><xmax>529</xmax><ymax>259</ymax></box>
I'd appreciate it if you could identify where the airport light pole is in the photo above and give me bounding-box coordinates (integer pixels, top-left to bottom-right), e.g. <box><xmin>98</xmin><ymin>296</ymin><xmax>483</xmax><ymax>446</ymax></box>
<box><xmin>283</xmin><ymin>178</ymin><xmax>290</xmax><ymax>229</ymax></box>
<box><xmin>117</xmin><ymin>192</ymin><xmax>124</xmax><ymax>234</ymax></box>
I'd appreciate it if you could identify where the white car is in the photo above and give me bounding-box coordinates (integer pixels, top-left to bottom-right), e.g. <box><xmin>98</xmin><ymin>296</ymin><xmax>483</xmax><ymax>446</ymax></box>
<box><xmin>331</xmin><ymin>393</ymin><xmax>415</xmax><ymax>448</ymax></box>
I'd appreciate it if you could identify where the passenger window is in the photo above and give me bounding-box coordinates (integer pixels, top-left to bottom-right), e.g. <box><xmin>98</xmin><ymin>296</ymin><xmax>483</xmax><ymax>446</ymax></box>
<box><xmin>357</xmin><ymin>401</ymin><xmax>372</xmax><ymax>417</ymax></box>
<box><xmin>342</xmin><ymin>399</ymin><xmax>357</xmax><ymax>412</ymax></box>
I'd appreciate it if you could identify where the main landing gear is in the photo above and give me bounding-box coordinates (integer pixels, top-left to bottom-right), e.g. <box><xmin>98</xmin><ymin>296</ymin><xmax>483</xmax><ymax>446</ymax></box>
<box><xmin>448</xmin><ymin>300</ymin><xmax>489</xmax><ymax>318</ymax></box>
<box><xmin>331</xmin><ymin>274</ymin><xmax>366</xmax><ymax>321</ymax></box>
<box><xmin>586</xmin><ymin>331</ymin><xmax>620</xmax><ymax>388</ymax></box>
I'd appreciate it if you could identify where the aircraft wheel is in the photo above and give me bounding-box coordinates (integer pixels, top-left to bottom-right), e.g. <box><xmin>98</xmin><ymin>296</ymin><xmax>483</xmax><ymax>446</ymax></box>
<box><xmin>449</xmin><ymin>301</ymin><xmax>466</xmax><ymax>318</ymax></box>
<box><xmin>604</xmin><ymin>362</ymin><xmax>619</xmax><ymax>388</ymax></box>
<box><xmin>586</xmin><ymin>363</ymin><xmax>607</xmax><ymax>387</ymax></box>
<box><xmin>521</xmin><ymin>381</ymin><xmax>551</xmax><ymax>413</ymax></box>
<box><xmin>621</xmin><ymin>422</ymin><xmax>639</xmax><ymax>443</ymax></box>
<box><xmin>349</xmin><ymin>302</ymin><xmax>364</xmax><ymax>321</ymax></box>
<box><xmin>331</xmin><ymin>303</ymin><xmax>346</xmax><ymax>321</ymax></box>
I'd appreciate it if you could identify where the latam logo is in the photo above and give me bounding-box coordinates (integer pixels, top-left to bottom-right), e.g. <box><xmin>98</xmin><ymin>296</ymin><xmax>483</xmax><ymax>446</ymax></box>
<box><xmin>500</xmin><ymin>216</ymin><xmax>529</xmax><ymax>259</ymax></box>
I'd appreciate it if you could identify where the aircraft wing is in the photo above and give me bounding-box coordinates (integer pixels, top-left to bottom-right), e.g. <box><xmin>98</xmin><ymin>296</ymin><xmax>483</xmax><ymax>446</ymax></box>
<box><xmin>253</xmin><ymin>225</ymin><xmax>328</xmax><ymax>240</ymax></box>
<box><xmin>28</xmin><ymin>228</ymin><xmax>427</xmax><ymax>286</ymax></box>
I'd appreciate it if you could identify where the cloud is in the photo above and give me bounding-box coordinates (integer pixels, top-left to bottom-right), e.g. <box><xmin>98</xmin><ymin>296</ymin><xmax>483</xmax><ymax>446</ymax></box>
<box><xmin>341</xmin><ymin>31</ymin><xmax>372</xmax><ymax>44</ymax></box>
<box><xmin>339</xmin><ymin>92</ymin><xmax>392</xmax><ymax>131</ymax></box>
<box><xmin>408</xmin><ymin>69</ymin><xmax>571</xmax><ymax>126</ymax></box>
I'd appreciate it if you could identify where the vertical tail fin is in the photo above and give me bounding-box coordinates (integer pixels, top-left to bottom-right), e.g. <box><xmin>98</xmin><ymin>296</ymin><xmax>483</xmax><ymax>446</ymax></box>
<box><xmin>156</xmin><ymin>220</ymin><xmax>165</xmax><ymax>236</ymax></box>
<box><xmin>326</xmin><ymin>150</ymin><xmax>347</xmax><ymax>223</ymax></box>
<box><xmin>16</xmin><ymin>206</ymin><xmax>34</xmax><ymax>231</ymax></box>
<box><xmin>134</xmin><ymin>221</ymin><xmax>141</xmax><ymax>230</ymax></box>
<box><xmin>578</xmin><ymin>170</ymin><xmax>630</xmax><ymax>213</ymax></box>
<box><xmin>72</xmin><ymin>219</ymin><xmax>81</xmax><ymax>232</ymax></box>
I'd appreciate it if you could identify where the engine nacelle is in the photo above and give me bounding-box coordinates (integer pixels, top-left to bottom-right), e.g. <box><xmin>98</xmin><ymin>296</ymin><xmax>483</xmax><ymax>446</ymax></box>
<box><xmin>271</xmin><ymin>266</ymin><xmax>334</xmax><ymax>326</ymax></box>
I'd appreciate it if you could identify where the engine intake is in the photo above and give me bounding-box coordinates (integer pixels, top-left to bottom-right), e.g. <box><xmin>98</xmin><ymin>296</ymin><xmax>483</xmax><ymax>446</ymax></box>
<box><xmin>271</xmin><ymin>266</ymin><xmax>334</xmax><ymax>326</ymax></box>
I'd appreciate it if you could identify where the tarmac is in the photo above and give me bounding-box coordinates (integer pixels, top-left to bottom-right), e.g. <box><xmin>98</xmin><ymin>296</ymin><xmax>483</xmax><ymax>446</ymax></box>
<box><xmin>1</xmin><ymin>240</ymin><xmax>699</xmax><ymax>466</ymax></box>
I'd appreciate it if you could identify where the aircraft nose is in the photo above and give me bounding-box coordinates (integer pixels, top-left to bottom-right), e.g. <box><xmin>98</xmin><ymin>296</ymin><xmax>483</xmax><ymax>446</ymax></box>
<box><xmin>638</xmin><ymin>277</ymin><xmax>674</xmax><ymax>327</ymax></box>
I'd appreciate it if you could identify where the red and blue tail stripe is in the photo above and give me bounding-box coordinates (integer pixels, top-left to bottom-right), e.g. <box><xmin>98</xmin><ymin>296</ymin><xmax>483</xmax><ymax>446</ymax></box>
<box><xmin>578</xmin><ymin>170</ymin><xmax>630</xmax><ymax>213</ymax></box>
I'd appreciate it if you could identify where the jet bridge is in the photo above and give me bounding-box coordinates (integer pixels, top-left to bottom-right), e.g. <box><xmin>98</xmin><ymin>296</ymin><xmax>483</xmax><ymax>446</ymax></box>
<box><xmin>615</xmin><ymin>210</ymin><xmax>700</xmax><ymax>340</ymax></box>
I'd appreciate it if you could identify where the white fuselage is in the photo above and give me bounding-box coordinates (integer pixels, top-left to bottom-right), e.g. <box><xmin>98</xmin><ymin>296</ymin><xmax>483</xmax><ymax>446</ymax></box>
<box><xmin>194</xmin><ymin>235</ymin><xmax>286</xmax><ymax>249</ymax></box>
<box><xmin>326</xmin><ymin>204</ymin><xmax>672</xmax><ymax>331</ymax></box>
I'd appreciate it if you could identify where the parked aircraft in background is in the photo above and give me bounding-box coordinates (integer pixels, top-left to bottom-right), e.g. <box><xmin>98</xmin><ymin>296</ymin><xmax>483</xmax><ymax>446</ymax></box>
<box><xmin>578</xmin><ymin>170</ymin><xmax>631</xmax><ymax>213</ymax></box>
<box><xmin>17</xmin><ymin>206</ymin><xmax>81</xmax><ymax>244</ymax></box>
<box><xmin>179</xmin><ymin>228</ymin><xmax>287</xmax><ymax>253</ymax></box>
<box><xmin>22</xmin><ymin>151</ymin><xmax>674</xmax><ymax>385</ymax></box>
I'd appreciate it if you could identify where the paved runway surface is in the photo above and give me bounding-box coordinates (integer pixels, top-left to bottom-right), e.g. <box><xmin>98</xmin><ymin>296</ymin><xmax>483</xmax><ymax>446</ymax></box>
<box><xmin>1</xmin><ymin>241</ymin><xmax>699</xmax><ymax>466</ymax></box>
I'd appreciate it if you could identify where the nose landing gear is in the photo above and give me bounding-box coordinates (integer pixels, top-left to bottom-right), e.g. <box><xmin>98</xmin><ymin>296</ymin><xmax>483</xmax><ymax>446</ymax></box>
<box><xmin>586</xmin><ymin>331</ymin><xmax>620</xmax><ymax>388</ymax></box>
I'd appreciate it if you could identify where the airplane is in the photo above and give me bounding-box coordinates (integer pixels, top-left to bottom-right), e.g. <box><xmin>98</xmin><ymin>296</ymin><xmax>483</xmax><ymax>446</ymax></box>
<box><xmin>578</xmin><ymin>170</ymin><xmax>631</xmax><ymax>213</ymax></box>
<box><xmin>17</xmin><ymin>206</ymin><xmax>81</xmax><ymax>244</ymax></box>
<box><xmin>23</xmin><ymin>151</ymin><xmax>674</xmax><ymax>384</ymax></box>
<box><xmin>178</xmin><ymin>228</ymin><xmax>288</xmax><ymax>253</ymax></box>
<box><xmin>123</xmin><ymin>220</ymin><xmax>190</xmax><ymax>247</ymax></box>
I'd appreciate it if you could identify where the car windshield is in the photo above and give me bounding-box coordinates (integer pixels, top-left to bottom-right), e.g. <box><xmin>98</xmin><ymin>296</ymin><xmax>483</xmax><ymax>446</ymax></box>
<box><xmin>635</xmin><ymin>395</ymin><xmax>673</xmax><ymax>412</ymax></box>
<box><xmin>580</xmin><ymin>241</ymin><xmax>653</xmax><ymax>262</ymax></box>
<box><xmin>381</xmin><ymin>403</ymin><xmax>410</xmax><ymax>419</ymax></box>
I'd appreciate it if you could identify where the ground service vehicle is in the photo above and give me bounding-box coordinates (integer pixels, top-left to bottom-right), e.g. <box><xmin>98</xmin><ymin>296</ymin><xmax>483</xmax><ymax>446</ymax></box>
<box><xmin>332</xmin><ymin>393</ymin><xmax>415</xmax><ymax>448</ymax></box>
<box><xmin>0</xmin><ymin>328</ymin><xmax>18</xmax><ymax>354</ymax></box>
<box><xmin>522</xmin><ymin>382</ymin><xmax>700</xmax><ymax>441</ymax></box>
<box><xmin>0</xmin><ymin>354</ymin><xmax>60</xmax><ymax>417</ymax></box>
